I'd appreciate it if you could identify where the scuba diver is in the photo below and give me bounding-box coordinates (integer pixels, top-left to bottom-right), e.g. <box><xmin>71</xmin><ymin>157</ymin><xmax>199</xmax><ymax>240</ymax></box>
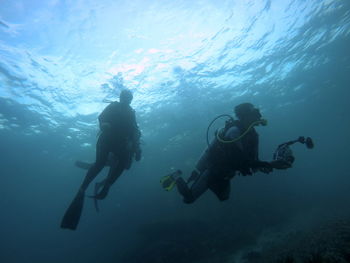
<box><xmin>160</xmin><ymin>103</ymin><xmax>313</xmax><ymax>204</ymax></box>
<box><xmin>61</xmin><ymin>89</ymin><xmax>142</xmax><ymax>230</ymax></box>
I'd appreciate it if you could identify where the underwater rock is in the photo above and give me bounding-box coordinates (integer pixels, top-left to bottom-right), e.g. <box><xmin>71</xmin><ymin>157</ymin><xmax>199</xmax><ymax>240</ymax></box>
<box><xmin>241</xmin><ymin>218</ymin><xmax>350</xmax><ymax>263</ymax></box>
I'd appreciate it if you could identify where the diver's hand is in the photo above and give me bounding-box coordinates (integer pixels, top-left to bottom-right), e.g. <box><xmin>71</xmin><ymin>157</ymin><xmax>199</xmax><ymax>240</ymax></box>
<box><xmin>270</xmin><ymin>160</ymin><xmax>292</xmax><ymax>170</ymax></box>
<box><xmin>238</xmin><ymin>166</ymin><xmax>253</xmax><ymax>176</ymax></box>
<box><xmin>257</xmin><ymin>161</ymin><xmax>273</xmax><ymax>174</ymax></box>
<box><xmin>135</xmin><ymin>148</ymin><xmax>142</xmax><ymax>161</ymax></box>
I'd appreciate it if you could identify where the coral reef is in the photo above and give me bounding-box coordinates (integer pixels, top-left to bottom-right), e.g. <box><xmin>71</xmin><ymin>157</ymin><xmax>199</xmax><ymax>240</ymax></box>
<box><xmin>121</xmin><ymin>217</ymin><xmax>350</xmax><ymax>263</ymax></box>
<box><xmin>242</xmin><ymin>219</ymin><xmax>350</xmax><ymax>263</ymax></box>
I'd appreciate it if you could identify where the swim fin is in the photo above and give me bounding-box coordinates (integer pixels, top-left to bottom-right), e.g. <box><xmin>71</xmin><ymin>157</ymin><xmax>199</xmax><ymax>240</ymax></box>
<box><xmin>93</xmin><ymin>182</ymin><xmax>103</xmax><ymax>212</ymax></box>
<box><xmin>160</xmin><ymin>170</ymin><xmax>182</xmax><ymax>191</ymax></box>
<box><xmin>75</xmin><ymin>160</ymin><xmax>93</xmax><ymax>170</ymax></box>
<box><xmin>60</xmin><ymin>190</ymin><xmax>85</xmax><ymax>230</ymax></box>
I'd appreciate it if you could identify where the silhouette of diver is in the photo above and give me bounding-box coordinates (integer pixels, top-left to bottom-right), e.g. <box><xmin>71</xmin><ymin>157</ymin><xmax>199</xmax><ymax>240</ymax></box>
<box><xmin>61</xmin><ymin>89</ymin><xmax>141</xmax><ymax>230</ymax></box>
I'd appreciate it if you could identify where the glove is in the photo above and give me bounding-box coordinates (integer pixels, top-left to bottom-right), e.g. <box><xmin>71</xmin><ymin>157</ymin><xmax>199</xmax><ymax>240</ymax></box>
<box><xmin>270</xmin><ymin>160</ymin><xmax>292</xmax><ymax>170</ymax></box>
<box><xmin>238</xmin><ymin>166</ymin><xmax>253</xmax><ymax>176</ymax></box>
<box><xmin>249</xmin><ymin>160</ymin><xmax>272</xmax><ymax>174</ymax></box>
<box><xmin>135</xmin><ymin>147</ymin><xmax>142</xmax><ymax>161</ymax></box>
<box><xmin>257</xmin><ymin>161</ymin><xmax>273</xmax><ymax>174</ymax></box>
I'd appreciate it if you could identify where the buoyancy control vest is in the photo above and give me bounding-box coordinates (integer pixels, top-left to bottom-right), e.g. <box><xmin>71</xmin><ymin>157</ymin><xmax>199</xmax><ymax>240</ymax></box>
<box><xmin>208</xmin><ymin>119</ymin><xmax>259</xmax><ymax>172</ymax></box>
<box><xmin>98</xmin><ymin>101</ymin><xmax>136</xmax><ymax>141</ymax></box>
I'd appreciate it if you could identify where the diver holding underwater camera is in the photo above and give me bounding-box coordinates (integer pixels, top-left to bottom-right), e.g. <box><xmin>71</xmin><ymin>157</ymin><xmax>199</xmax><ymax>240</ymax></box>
<box><xmin>161</xmin><ymin>102</ymin><xmax>314</xmax><ymax>204</ymax></box>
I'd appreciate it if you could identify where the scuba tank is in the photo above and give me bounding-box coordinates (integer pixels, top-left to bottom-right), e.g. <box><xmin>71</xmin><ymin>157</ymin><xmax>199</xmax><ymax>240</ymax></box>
<box><xmin>206</xmin><ymin>114</ymin><xmax>234</xmax><ymax>147</ymax></box>
<box><xmin>273</xmin><ymin>136</ymin><xmax>314</xmax><ymax>169</ymax></box>
<box><xmin>200</xmin><ymin>114</ymin><xmax>266</xmax><ymax>175</ymax></box>
<box><xmin>206</xmin><ymin>114</ymin><xmax>267</xmax><ymax>147</ymax></box>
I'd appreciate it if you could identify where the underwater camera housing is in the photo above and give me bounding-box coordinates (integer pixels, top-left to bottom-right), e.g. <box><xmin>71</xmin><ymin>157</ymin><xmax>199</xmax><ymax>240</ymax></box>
<box><xmin>298</xmin><ymin>136</ymin><xmax>314</xmax><ymax>149</ymax></box>
<box><xmin>273</xmin><ymin>136</ymin><xmax>314</xmax><ymax>169</ymax></box>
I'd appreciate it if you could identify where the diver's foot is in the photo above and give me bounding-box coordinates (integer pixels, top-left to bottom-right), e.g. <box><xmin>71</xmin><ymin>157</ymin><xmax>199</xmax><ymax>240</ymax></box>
<box><xmin>87</xmin><ymin>181</ymin><xmax>107</xmax><ymax>200</ymax></box>
<box><xmin>95</xmin><ymin>181</ymin><xmax>104</xmax><ymax>195</ymax></box>
<box><xmin>94</xmin><ymin>187</ymin><xmax>109</xmax><ymax>200</ymax></box>
<box><xmin>88</xmin><ymin>186</ymin><xmax>108</xmax><ymax>200</ymax></box>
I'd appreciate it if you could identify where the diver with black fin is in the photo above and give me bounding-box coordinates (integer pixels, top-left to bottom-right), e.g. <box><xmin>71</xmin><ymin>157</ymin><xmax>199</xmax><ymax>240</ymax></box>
<box><xmin>161</xmin><ymin>103</ymin><xmax>277</xmax><ymax>203</ymax></box>
<box><xmin>161</xmin><ymin>103</ymin><xmax>314</xmax><ymax>204</ymax></box>
<box><xmin>61</xmin><ymin>89</ymin><xmax>142</xmax><ymax>230</ymax></box>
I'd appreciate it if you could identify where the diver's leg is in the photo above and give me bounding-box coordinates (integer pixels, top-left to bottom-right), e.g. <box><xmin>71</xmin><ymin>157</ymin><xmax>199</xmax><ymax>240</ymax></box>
<box><xmin>94</xmin><ymin>162</ymin><xmax>124</xmax><ymax>200</ymax></box>
<box><xmin>175</xmin><ymin>177</ymin><xmax>191</xmax><ymax>202</ymax></box>
<box><xmin>176</xmin><ymin>169</ymin><xmax>210</xmax><ymax>204</ymax></box>
<box><xmin>94</xmin><ymin>178</ymin><xmax>107</xmax><ymax>194</ymax></box>
<box><xmin>94</xmin><ymin>153</ymin><xmax>117</xmax><ymax>192</ymax></box>
<box><xmin>187</xmin><ymin>146</ymin><xmax>211</xmax><ymax>184</ymax></box>
<box><xmin>209</xmin><ymin>177</ymin><xmax>231</xmax><ymax>201</ymax></box>
<box><xmin>195</xmin><ymin>147</ymin><xmax>211</xmax><ymax>172</ymax></box>
<box><xmin>79</xmin><ymin>136</ymin><xmax>109</xmax><ymax>192</ymax></box>
<box><xmin>106</xmin><ymin>152</ymin><xmax>118</xmax><ymax>167</ymax></box>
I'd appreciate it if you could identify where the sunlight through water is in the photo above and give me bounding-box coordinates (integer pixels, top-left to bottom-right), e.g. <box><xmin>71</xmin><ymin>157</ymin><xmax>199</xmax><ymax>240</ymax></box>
<box><xmin>0</xmin><ymin>0</ymin><xmax>349</xmax><ymax>138</ymax></box>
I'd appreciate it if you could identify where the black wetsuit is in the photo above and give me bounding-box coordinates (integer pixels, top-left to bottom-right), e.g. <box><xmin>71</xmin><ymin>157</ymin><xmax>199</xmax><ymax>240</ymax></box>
<box><xmin>96</xmin><ymin>101</ymin><xmax>140</xmax><ymax>169</ymax></box>
<box><xmin>176</xmin><ymin>121</ymin><xmax>259</xmax><ymax>203</ymax></box>
<box><xmin>80</xmin><ymin>101</ymin><xmax>141</xmax><ymax>195</ymax></box>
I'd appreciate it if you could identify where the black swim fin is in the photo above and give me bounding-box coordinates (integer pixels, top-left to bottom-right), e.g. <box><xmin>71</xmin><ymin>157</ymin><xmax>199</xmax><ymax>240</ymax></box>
<box><xmin>93</xmin><ymin>182</ymin><xmax>102</xmax><ymax>212</ymax></box>
<box><xmin>75</xmin><ymin>161</ymin><xmax>93</xmax><ymax>170</ymax></box>
<box><xmin>60</xmin><ymin>190</ymin><xmax>85</xmax><ymax>230</ymax></box>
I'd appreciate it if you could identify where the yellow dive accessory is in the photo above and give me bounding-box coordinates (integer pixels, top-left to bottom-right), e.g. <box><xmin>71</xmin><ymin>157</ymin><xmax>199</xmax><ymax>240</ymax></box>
<box><xmin>160</xmin><ymin>170</ymin><xmax>182</xmax><ymax>191</ymax></box>
<box><xmin>216</xmin><ymin>119</ymin><xmax>268</xmax><ymax>144</ymax></box>
<box><xmin>160</xmin><ymin>175</ymin><xmax>177</xmax><ymax>191</ymax></box>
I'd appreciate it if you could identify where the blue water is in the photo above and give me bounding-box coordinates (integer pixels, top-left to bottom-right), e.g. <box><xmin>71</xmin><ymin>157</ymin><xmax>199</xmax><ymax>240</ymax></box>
<box><xmin>1</xmin><ymin>0</ymin><xmax>350</xmax><ymax>262</ymax></box>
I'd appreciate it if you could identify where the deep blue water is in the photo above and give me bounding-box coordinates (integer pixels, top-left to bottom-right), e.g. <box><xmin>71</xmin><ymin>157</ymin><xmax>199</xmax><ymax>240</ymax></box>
<box><xmin>1</xmin><ymin>0</ymin><xmax>350</xmax><ymax>262</ymax></box>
